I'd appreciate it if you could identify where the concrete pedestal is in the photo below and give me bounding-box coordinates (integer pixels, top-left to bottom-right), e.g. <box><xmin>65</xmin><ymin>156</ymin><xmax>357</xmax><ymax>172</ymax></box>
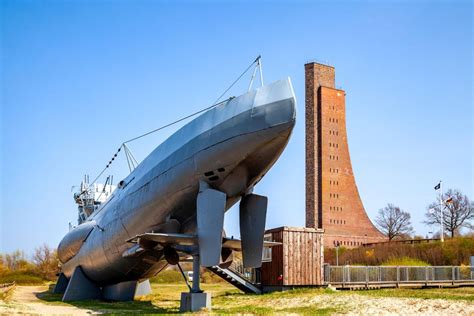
<box><xmin>179</xmin><ymin>292</ymin><xmax>211</xmax><ymax>312</ymax></box>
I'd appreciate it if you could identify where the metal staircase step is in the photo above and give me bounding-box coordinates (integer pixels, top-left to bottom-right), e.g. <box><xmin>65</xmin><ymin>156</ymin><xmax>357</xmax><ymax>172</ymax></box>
<box><xmin>207</xmin><ymin>266</ymin><xmax>261</xmax><ymax>294</ymax></box>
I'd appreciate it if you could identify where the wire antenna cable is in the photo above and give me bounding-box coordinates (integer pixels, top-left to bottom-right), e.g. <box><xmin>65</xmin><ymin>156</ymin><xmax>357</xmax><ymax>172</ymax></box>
<box><xmin>87</xmin><ymin>56</ymin><xmax>263</xmax><ymax>188</ymax></box>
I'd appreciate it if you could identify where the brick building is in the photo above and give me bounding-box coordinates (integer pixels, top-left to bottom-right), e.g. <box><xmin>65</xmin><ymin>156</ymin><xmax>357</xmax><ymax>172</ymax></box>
<box><xmin>305</xmin><ymin>62</ymin><xmax>387</xmax><ymax>248</ymax></box>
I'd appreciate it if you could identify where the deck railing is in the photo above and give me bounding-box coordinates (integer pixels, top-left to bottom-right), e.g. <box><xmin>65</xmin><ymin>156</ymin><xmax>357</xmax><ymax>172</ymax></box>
<box><xmin>324</xmin><ymin>265</ymin><xmax>474</xmax><ymax>286</ymax></box>
<box><xmin>228</xmin><ymin>260</ymin><xmax>261</xmax><ymax>285</ymax></box>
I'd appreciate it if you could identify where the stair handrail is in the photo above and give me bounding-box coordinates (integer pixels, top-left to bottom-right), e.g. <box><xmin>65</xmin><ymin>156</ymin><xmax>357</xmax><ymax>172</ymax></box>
<box><xmin>226</xmin><ymin>258</ymin><xmax>260</xmax><ymax>285</ymax></box>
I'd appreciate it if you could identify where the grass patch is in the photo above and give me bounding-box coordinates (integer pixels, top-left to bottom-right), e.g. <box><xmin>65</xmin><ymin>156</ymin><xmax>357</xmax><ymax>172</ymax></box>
<box><xmin>34</xmin><ymin>282</ymin><xmax>474</xmax><ymax>314</ymax></box>
<box><xmin>211</xmin><ymin>287</ymin><xmax>345</xmax><ymax>315</ymax></box>
<box><xmin>38</xmin><ymin>283</ymin><xmax>344</xmax><ymax>314</ymax></box>
<box><xmin>38</xmin><ymin>286</ymin><xmax>175</xmax><ymax>313</ymax></box>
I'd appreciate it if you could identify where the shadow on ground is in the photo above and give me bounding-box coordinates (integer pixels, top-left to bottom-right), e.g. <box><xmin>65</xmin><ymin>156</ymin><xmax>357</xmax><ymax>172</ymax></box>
<box><xmin>35</xmin><ymin>284</ymin><xmax>180</xmax><ymax>314</ymax></box>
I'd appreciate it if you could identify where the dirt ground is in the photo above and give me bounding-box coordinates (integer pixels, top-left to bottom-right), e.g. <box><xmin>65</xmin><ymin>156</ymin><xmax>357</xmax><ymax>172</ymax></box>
<box><xmin>0</xmin><ymin>286</ymin><xmax>96</xmax><ymax>315</ymax></box>
<box><xmin>0</xmin><ymin>285</ymin><xmax>473</xmax><ymax>315</ymax></box>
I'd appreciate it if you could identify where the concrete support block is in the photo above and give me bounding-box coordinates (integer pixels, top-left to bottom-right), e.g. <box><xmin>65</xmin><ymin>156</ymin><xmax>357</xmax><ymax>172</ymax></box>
<box><xmin>179</xmin><ymin>292</ymin><xmax>211</xmax><ymax>312</ymax></box>
<box><xmin>135</xmin><ymin>279</ymin><xmax>152</xmax><ymax>297</ymax></box>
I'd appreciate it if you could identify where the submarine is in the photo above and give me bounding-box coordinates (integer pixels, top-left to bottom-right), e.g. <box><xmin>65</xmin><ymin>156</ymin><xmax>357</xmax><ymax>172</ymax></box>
<box><xmin>55</xmin><ymin>77</ymin><xmax>296</xmax><ymax>302</ymax></box>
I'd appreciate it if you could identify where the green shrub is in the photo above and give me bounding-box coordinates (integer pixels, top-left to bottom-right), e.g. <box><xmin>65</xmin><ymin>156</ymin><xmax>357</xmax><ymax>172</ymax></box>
<box><xmin>325</xmin><ymin>237</ymin><xmax>474</xmax><ymax>266</ymax></box>
<box><xmin>381</xmin><ymin>257</ymin><xmax>430</xmax><ymax>266</ymax></box>
<box><xmin>150</xmin><ymin>269</ymin><xmax>183</xmax><ymax>283</ymax></box>
<box><xmin>0</xmin><ymin>271</ymin><xmax>45</xmax><ymax>285</ymax></box>
<box><xmin>149</xmin><ymin>268</ymin><xmax>226</xmax><ymax>284</ymax></box>
<box><xmin>201</xmin><ymin>270</ymin><xmax>225</xmax><ymax>284</ymax></box>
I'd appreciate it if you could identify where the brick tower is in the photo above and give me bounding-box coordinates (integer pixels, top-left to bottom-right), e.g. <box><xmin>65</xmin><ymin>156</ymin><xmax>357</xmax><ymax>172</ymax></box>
<box><xmin>305</xmin><ymin>62</ymin><xmax>386</xmax><ymax>248</ymax></box>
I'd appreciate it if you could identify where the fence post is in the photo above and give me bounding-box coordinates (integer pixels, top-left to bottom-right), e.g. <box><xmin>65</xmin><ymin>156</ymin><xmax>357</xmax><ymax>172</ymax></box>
<box><xmin>326</xmin><ymin>265</ymin><xmax>330</xmax><ymax>284</ymax></box>
<box><xmin>328</xmin><ymin>265</ymin><xmax>330</xmax><ymax>284</ymax></box>
<box><xmin>366</xmin><ymin>266</ymin><xmax>369</xmax><ymax>288</ymax></box>
<box><xmin>342</xmin><ymin>266</ymin><xmax>345</xmax><ymax>288</ymax></box>
<box><xmin>452</xmin><ymin>266</ymin><xmax>455</xmax><ymax>285</ymax></box>
<box><xmin>425</xmin><ymin>266</ymin><xmax>428</xmax><ymax>286</ymax></box>
<box><xmin>396</xmin><ymin>266</ymin><xmax>400</xmax><ymax>288</ymax></box>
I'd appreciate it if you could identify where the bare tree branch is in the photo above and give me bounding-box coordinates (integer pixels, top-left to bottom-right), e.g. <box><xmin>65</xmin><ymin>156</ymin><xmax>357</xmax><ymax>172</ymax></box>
<box><xmin>424</xmin><ymin>189</ymin><xmax>474</xmax><ymax>238</ymax></box>
<box><xmin>32</xmin><ymin>244</ymin><xmax>59</xmax><ymax>281</ymax></box>
<box><xmin>375</xmin><ymin>203</ymin><xmax>414</xmax><ymax>241</ymax></box>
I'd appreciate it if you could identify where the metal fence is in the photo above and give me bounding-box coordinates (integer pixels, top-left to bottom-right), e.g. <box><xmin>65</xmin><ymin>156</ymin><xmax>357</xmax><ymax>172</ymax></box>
<box><xmin>324</xmin><ymin>265</ymin><xmax>474</xmax><ymax>286</ymax></box>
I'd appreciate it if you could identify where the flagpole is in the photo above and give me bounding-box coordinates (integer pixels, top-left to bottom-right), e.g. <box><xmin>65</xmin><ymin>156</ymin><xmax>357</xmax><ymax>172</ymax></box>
<box><xmin>440</xmin><ymin>180</ymin><xmax>444</xmax><ymax>243</ymax></box>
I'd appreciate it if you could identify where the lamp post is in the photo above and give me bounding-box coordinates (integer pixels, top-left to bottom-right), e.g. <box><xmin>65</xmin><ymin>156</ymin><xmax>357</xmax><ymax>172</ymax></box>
<box><xmin>335</xmin><ymin>242</ymin><xmax>340</xmax><ymax>266</ymax></box>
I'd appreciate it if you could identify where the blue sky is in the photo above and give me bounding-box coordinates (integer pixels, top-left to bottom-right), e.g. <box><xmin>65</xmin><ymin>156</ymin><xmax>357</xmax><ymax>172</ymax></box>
<box><xmin>1</xmin><ymin>1</ymin><xmax>472</xmax><ymax>254</ymax></box>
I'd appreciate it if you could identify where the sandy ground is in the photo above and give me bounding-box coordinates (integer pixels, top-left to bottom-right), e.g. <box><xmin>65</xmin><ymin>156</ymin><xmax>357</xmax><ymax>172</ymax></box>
<box><xmin>0</xmin><ymin>285</ymin><xmax>473</xmax><ymax>315</ymax></box>
<box><xmin>0</xmin><ymin>286</ymin><xmax>96</xmax><ymax>315</ymax></box>
<box><xmin>297</xmin><ymin>293</ymin><xmax>474</xmax><ymax>316</ymax></box>
<box><xmin>340</xmin><ymin>295</ymin><xmax>474</xmax><ymax>316</ymax></box>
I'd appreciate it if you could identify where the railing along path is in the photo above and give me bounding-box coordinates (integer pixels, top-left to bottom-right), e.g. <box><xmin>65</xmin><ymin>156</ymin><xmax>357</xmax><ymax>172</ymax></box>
<box><xmin>324</xmin><ymin>265</ymin><xmax>474</xmax><ymax>289</ymax></box>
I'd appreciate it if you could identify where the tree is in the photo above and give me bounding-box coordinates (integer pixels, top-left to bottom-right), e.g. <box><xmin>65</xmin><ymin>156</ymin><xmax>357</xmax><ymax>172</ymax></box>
<box><xmin>375</xmin><ymin>204</ymin><xmax>414</xmax><ymax>241</ymax></box>
<box><xmin>2</xmin><ymin>250</ymin><xmax>30</xmax><ymax>271</ymax></box>
<box><xmin>424</xmin><ymin>189</ymin><xmax>474</xmax><ymax>238</ymax></box>
<box><xmin>32</xmin><ymin>244</ymin><xmax>59</xmax><ymax>280</ymax></box>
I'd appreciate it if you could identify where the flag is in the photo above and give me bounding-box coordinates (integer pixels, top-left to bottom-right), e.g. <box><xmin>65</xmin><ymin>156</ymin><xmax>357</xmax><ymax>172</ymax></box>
<box><xmin>434</xmin><ymin>182</ymin><xmax>441</xmax><ymax>190</ymax></box>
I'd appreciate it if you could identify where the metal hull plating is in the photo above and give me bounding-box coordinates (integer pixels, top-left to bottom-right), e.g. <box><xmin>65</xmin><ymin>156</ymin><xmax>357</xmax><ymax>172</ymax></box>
<box><xmin>59</xmin><ymin>78</ymin><xmax>296</xmax><ymax>285</ymax></box>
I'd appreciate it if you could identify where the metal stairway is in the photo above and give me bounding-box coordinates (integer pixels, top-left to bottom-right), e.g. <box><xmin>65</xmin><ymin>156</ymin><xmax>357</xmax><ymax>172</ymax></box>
<box><xmin>207</xmin><ymin>265</ymin><xmax>262</xmax><ymax>294</ymax></box>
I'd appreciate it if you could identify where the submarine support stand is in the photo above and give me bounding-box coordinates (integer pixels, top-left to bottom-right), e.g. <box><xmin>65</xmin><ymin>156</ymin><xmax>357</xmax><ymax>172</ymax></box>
<box><xmin>179</xmin><ymin>254</ymin><xmax>211</xmax><ymax>312</ymax></box>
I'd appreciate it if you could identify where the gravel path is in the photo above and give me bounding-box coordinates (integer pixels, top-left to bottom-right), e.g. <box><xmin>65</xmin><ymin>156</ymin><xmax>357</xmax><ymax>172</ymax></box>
<box><xmin>0</xmin><ymin>285</ymin><xmax>96</xmax><ymax>315</ymax></box>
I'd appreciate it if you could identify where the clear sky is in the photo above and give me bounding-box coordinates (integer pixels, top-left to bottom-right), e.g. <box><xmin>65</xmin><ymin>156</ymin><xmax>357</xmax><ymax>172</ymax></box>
<box><xmin>1</xmin><ymin>1</ymin><xmax>472</xmax><ymax>254</ymax></box>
